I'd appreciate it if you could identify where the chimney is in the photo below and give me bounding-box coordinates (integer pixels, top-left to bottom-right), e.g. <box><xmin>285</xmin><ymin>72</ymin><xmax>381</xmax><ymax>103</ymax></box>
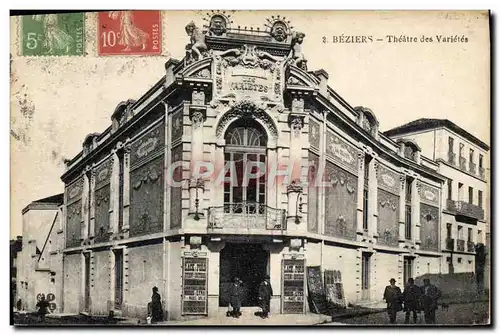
<box><xmin>165</xmin><ymin>59</ymin><xmax>180</xmax><ymax>88</ymax></box>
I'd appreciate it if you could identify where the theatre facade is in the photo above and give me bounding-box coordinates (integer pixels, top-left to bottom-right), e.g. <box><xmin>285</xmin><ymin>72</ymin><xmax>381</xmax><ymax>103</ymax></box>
<box><xmin>60</xmin><ymin>14</ymin><xmax>447</xmax><ymax>320</ymax></box>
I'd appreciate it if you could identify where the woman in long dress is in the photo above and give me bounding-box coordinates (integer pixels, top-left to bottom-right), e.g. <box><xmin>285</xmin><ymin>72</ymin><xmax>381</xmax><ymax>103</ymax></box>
<box><xmin>32</xmin><ymin>14</ymin><xmax>73</xmax><ymax>54</ymax></box>
<box><xmin>109</xmin><ymin>11</ymin><xmax>149</xmax><ymax>51</ymax></box>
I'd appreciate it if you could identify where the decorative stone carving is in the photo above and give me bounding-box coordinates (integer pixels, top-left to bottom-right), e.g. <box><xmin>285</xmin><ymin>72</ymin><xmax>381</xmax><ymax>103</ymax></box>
<box><xmin>215</xmin><ymin>100</ymin><xmax>278</xmax><ymax>139</ymax></box>
<box><xmin>189</xmin><ymin>177</ymin><xmax>205</xmax><ymax>190</ymax></box>
<box><xmin>132</xmin><ymin>166</ymin><xmax>161</xmax><ymax>190</ymax></box>
<box><xmin>208</xmin><ymin>14</ymin><xmax>228</xmax><ymax>36</ymax></box>
<box><xmin>291</xmin><ymin>97</ymin><xmax>304</xmax><ymax>114</ymax></box>
<box><xmin>329</xmin><ymin>169</ymin><xmax>356</xmax><ymax>194</ymax></box>
<box><xmin>185</xmin><ymin>21</ymin><xmax>208</xmax><ymax>64</ymax></box>
<box><xmin>379</xmin><ymin>196</ymin><xmax>398</xmax><ymax>211</ymax></box>
<box><xmin>189</xmin><ymin>236</ymin><xmax>203</xmax><ymax>247</ymax></box>
<box><xmin>190</xmin><ymin>110</ymin><xmax>205</xmax><ymax>129</ymax></box>
<box><xmin>400</xmin><ymin>174</ymin><xmax>406</xmax><ymax>190</ymax></box>
<box><xmin>287</xmin><ymin>32</ymin><xmax>307</xmax><ymax>70</ymax></box>
<box><xmin>326</xmin><ymin>132</ymin><xmax>358</xmax><ymax>171</ymax></box>
<box><xmin>286</xmin><ymin>179</ymin><xmax>303</xmax><ymax>193</ymax></box>
<box><xmin>288</xmin><ymin>114</ymin><xmax>304</xmax><ymax>138</ymax></box>
<box><xmin>358</xmin><ymin>151</ymin><xmax>365</xmax><ymax>171</ymax></box>
<box><xmin>219</xmin><ymin>45</ymin><xmax>280</xmax><ymax>72</ymax></box>
<box><xmin>309</xmin><ymin>120</ymin><xmax>320</xmax><ymax>149</ymax></box>
<box><xmin>419</xmin><ymin>183</ymin><xmax>439</xmax><ymax>205</ymax></box>
<box><xmin>289</xmin><ymin>238</ymin><xmax>302</xmax><ymax>251</ymax></box>
<box><xmin>191</xmin><ymin>69</ymin><xmax>211</xmax><ymax>79</ymax></box>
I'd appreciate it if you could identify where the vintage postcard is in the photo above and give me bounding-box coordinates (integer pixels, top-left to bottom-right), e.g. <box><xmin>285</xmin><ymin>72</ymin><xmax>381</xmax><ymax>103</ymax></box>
<box><xmin>10</xmin><ymin>10</ymin><xmax>490</xmax><ymax>326</ymax></box>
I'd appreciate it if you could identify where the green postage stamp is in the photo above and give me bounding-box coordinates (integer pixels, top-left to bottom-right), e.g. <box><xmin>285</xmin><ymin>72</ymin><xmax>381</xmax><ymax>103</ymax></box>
<box><xmin>21</xmin><ymin>13</ymin><xmax>84</xmax><ymax>56</ymax></box>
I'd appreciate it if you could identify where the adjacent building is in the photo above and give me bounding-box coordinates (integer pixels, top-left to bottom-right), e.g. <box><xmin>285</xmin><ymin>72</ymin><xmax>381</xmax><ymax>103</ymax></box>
<box><xmin>384</xmin><ymin>119</ymin><xmax>490</xmax><ymax>290</ymax></box>
<box><xmin>16</xmin><ymin>15</ymin><xmax>488</xmax><ymax>321</ymax></box>
<box><xmin>16</xmin><ymin>194</ymin><xmax>64</xmax><ymax>313</ymax></box>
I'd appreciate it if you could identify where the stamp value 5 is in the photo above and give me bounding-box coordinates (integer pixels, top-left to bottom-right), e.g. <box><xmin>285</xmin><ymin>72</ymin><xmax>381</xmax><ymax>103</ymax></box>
<box><xmin>98</xmin><ymin>11</ymin><xmax>162</xmax><ymax>56</ymax></box>
<box><xmin>21</xmin><ymin>13</ymin><xmax>85</xmax><ymax>56</ymax></box>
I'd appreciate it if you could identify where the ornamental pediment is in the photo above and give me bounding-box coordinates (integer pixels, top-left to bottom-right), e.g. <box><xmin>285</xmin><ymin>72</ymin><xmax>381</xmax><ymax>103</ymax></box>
<box><xmin>213</xmin><ymin>44</ymin><xmax>284</xmax><ymax>103</ymax></box>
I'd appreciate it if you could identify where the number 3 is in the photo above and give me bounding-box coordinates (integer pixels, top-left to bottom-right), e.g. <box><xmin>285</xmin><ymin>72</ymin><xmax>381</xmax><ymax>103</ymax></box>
<box><xmin>26</xmin><ymin>32</ymin><xmax>37</xmax><ymax>50</ymax></box>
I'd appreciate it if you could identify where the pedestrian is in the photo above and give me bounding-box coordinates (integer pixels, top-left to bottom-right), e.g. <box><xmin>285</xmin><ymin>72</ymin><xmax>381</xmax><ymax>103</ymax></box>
<box><xmin>229</xmin><ymin>277</ymin><xmax>242</xmax><ymax>318</ymax></box>
<box><xmin>403</xmin><ymin>278</ymin><xmax>422</xmax><ymax>324</ymax></box>
<box><xmin>383</xmin><ymin>278</ymin><xmax>403</xmax><ymax>324</ymax></box>
<box><xmin>150</xmin><ymin>286</ymin><xmax>164</xmax><ymax>323</ymax></box>
<box><xmin>16</xmin><ymin>298</ymin><xmax>22</xmax><ymax>312</ymax></box>
<box><xmin>421</xmin><ymin>278</ymin><xmax>441</xmax><ymax>324</ymax></box>
<box><xmin>36</xmin><ymin>295</ymin><xmax>50</xmax><ymax>323</ymax></box>
<box><xmin>258</xmin><ymin>274</ymin><xmax>273</xmax><ymax>319</ymax></box>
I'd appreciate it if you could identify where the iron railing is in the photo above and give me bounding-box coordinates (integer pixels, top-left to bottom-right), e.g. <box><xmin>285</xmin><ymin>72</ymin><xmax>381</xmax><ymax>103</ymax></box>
<box><xmin>459</xmin><ymin>157</ymin><xmax>467</xmax><ymax>171</ymax></box>
<box><xmin>448</xmin><ymin>151</ymin><xmax>456</xmax><ymax>165</ymax></box>
<box><xmin>479</xmin><ymin>167</ymin><xmax>485</xmax><ymax>179</ymax></box>
<box><xmin>457</xmin><ymin>239</ymin><xmax>465</xmax><ymax>252</ymax></box>
<box><xmin>446</xmin><ymin>199</ymin><xmax>484</xmax><ymax>221</ymax></box>
<box><xmin>469</xmin><ymin>161</ymin><xmax>477</xmax><ymax>175</ymax></box>
<box><xmin>467</xmin><ymin>241</ymin><xmax>475</xmax><ymax>253</ymax></box>
<box><xmin>207</xmin><ymin>202</ymin><xmax>286</xmax><ymax>231</ymax></box>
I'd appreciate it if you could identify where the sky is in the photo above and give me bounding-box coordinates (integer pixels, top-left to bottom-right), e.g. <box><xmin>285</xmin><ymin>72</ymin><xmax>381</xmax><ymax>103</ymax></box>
<box><xmin>9</xmin><ymin>10</ymin><xmax>490</xmax><ymax>238</ymax></box>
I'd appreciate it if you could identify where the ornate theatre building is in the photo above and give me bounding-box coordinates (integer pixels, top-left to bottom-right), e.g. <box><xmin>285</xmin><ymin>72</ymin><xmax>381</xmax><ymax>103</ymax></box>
<box><xmin>61</xmin><ymin>14</ymin><xmax>447</xmax><ymax>320</ymax></box>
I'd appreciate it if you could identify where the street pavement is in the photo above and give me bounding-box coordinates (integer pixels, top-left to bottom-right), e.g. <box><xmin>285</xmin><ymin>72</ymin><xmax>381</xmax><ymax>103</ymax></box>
<box><xmin>325</xmin><ymin>301</ymin><xmax>490</xmax><ymax>325</ymax></box>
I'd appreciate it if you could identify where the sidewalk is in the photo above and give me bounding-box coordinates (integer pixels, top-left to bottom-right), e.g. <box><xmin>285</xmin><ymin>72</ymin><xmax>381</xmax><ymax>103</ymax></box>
<box><xmin>155</xmin><ymin>312</ymin><xmax>332</xmax><ymax>326</ymax></box>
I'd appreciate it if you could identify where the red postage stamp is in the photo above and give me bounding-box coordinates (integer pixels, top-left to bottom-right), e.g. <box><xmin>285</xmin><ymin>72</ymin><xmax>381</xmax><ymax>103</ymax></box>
<box><xmin>98</xmin><ymin>11</ymin><xmax>161</xmax><ymax>56</ymax></box>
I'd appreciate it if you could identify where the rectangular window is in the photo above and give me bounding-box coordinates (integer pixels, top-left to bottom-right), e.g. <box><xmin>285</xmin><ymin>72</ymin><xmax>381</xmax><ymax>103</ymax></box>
<box><xmin>118</xmin><ymin>151</ymin><xmax>124</xmax><ymax>231</ymax></box>
<box><xmin>87</xmin><ymin>172</ymin><xmax>92</xmax><ymax>237</ymax></box>
<box><xmin>448</xmin><ymin>137</ymin><xmax>454</xmax><ymax>152</ymax></box>
<box><xmin>479</xmin><ymin>154</ymin><xmax>484</xmax><ymax>168</ymax></box>
<box><xmin>458</xmin><ymin>226</ymin><xmax>463</xmax><ymax>240</ymax></box>
<box><xmin>364</xmin><ymin>156</ymin><xmax>371</xmax><ymax>183</ymax></box>
<box><xmin>478</xmin><ymin>191</ymin><xmax>483</xmax><ymax>209</ymax></box>
<box><xmin>469</xmin><ymin>149</ymin><xmax>474</xmax><ymax>163</ymax></box>
<box><xmin>405</xmin><ymin>177</ymin><xmax>412</xmax><ymax>203</ymax></box>
<box><xmin>363</xmin><ymin>189</ymin><xmax>369</xmax><ymax>230</ymax></box>
<box><xmin>446</xmin><ymin>223</ymin><xmax>452</xmax><ymax>238</ymax></box>
<box><xmin>405</xmin><ymin>205</ymin><xmax>412</xmax><ymax>240</ymax></box>
<box><xmin>361</xmin><ymin>253</ymin><xmax>371</xmax><ymax>290</ymax></box>
<box><xmin>468</xmin><ymin>228</ymin><xmax>473</xmax><ymax>242</ymax></box>
<box><xmin>468</xmin><ymin>187</ymin><xmax>473</xmax><ymax>204</ymax></box>
<box><xmin>447</xmin><ymin>179</ymin><xmax>452</xmax><ymax>200</ymax></box>
<box><xmin>458</xmin><ymin>182</ymin><xmax>464</xmax><ymax>201</ymax></box>
<box><xmin>478</xmin><ymin>230</ymin><xmax>483</xmax><ymax>244</ymax></box>
<box><xmin>459</xmin><ymin>143</ymin><xmax>464</xmax><ymax>158</ymax></box>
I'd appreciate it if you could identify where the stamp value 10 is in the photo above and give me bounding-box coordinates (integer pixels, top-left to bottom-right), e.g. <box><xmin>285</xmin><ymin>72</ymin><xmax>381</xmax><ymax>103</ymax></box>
<box><xmin>98</xmin><ymin>11</ymin><xmax>162</xmax><ymax>56</ymax></box>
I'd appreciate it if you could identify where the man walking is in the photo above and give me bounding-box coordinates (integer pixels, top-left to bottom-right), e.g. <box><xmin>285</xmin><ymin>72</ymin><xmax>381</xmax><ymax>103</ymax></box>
<box><xmin>421</xmin><ymin>278</ymin><xmax>441</xmax><ymax>324</ymax></box>
<box><xmin>383</xmin><ymin>278</ymin><xmax>403</xmax><ymax>324</ymax></box>
<box><xmin>258</xmin><ymin>275</ymin><xmax>273</xmax><ymax>318</ymax></box>
<box><xmin>403</xmin><ymin>278</ymin><xmax>422</xmax><ymax>324</ymax></box>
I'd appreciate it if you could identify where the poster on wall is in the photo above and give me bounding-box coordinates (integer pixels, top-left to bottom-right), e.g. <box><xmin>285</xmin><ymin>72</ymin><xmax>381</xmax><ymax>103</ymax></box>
<box><xmin>324</xmin><ymin>270</ymin><xmax>347</xmax><ymax>309</ymax></box>
<box><xmin>306</xmin><ymin>266</ymin><xmax>328</xmax><ymax>314</ymax></box>
<box><xmin>182</xmin><ymin>257</ymin><xmax>208</xmax><ymax>315</ymax></box>
<box><xmin>282</xmin><ymin>259</ymin><xmax>305</xmax><ymax>314</ymax></box>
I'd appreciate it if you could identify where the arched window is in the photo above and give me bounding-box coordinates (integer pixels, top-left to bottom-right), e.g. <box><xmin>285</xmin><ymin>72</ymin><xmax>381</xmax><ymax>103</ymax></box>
<box><xmin>224</xmin><ymin>120</ymin><xmax>267</xmax><ymax>214</ymax></box>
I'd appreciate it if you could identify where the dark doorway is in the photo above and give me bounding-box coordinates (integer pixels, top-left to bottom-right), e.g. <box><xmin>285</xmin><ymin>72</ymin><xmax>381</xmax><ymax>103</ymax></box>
<box><xmin>219</xmin><ymin>243</ymin><xmax>269</xmax><ymax>307</ymax></box>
